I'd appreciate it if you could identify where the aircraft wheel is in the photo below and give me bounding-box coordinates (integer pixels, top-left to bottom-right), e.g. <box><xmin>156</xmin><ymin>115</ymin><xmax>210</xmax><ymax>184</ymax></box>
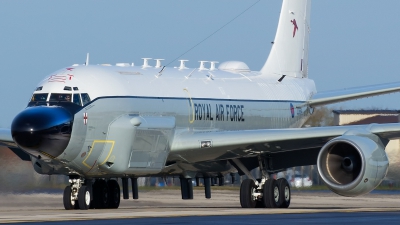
<box><xmin>78</xmin><ymin>185</ymin><xmax>91</xmax><ymax>210</ymax></box>
<box><xmin>240</xmin><ymin>179</ymin><xmax>257</xmax><ymax>208</ymax></box>
<box><xmin>74</xmin><ymin>201</ymin><xmax>80</xmax><ymax>209</ymax></box>
<box><xmin>107</xmin><ymin>180</ymin><xmax>121</xmax><ymax>209</ymax></box>
<box><xmin>93</xmin><ymin>179</ymin><xmax>109</xmax><ymax>209</ymax></box>
<box><xmin>89</xmin><ymin>200</ymin><xmax>95</xmax><ymax>209</ymax></box>
<box><xmin>277</xmin><ymin>178</ymin><xmax>291</xmax><ymax>208</ymax></box>
<box><xmin>255</xmin><ymin>200</ymin><xmax>265</xmax><ymax>208</ymax></box>
<box><xmin>263</xmin><ymin>179</ymin><xmax>280</xmax><ymax>208</ymax></box>
<box><xmin>63</xmin><ymin>186</ymin><xmax>77</xmax><ymax>210</ymax></box>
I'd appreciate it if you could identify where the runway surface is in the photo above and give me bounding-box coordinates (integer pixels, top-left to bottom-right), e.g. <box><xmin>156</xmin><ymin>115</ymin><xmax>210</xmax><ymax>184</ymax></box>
<box><xmin>0</xmin><ymin>188</ymin><xmax>399</xmax><ymax>224</ymax></box>
<box><xmin>15</xmin><ymin>212</ymin><xmax>400</xmax><ymax>225</ymax></box>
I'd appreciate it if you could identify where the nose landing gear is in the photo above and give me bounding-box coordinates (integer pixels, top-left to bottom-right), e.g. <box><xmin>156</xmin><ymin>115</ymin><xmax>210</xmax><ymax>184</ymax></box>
<box><xmin>63</xmin><ymin>178</ymin><xmax>121</xmax><ymax>210</ymax></box>
<box><xmin>63</xmin><ymin>178</ymin><xmax>91</xmax><ymax>210</ymax></box>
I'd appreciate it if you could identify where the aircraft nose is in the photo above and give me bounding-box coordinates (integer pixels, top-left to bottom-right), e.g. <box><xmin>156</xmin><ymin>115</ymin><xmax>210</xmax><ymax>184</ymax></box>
<box><xmin>11</xmin><ymin>106</ymin><xmax>73</xmax><ymax>159</ymax></box>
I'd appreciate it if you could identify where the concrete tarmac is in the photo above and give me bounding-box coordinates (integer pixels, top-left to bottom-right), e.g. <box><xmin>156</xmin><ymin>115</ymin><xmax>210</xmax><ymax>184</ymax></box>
<box><xmin>0</xmin><ymin>189</ymin><xmax>399</xmax><ymax>223</ymax></box>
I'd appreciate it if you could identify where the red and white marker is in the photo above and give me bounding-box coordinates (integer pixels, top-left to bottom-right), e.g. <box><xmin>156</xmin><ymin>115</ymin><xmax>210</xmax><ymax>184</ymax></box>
<box><xmin>83</xmin><ymin>112</ymin><xmax>88</xmax><ymax>125</ymax></box>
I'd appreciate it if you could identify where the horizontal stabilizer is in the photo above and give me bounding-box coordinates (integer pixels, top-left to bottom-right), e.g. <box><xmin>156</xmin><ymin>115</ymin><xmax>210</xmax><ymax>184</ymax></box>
<box><xmin>307</xmin><ymin>81</ymin><xmax>400</xmax><ymax>107</ymax></box>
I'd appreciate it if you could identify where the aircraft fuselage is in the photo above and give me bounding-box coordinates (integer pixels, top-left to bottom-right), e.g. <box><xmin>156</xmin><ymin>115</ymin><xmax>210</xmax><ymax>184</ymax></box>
<box><xmin>16</xmin><ymin>64</ymin><xmax>316</xmax><ymax>178</ymax></box>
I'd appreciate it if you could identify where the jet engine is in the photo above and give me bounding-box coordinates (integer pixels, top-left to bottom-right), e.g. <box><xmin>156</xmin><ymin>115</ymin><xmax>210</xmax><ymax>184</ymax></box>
<box><xmin>317</xmin><ymin>130</ymin><xmax>389</xmax><ymax>197</ymax></box>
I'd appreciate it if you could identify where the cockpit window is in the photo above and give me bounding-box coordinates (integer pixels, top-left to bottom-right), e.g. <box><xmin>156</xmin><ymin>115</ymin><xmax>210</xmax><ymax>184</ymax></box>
<box><xmin>73</xmin><ymin>94</ymin><xmax>82</xmax><ymax>106</ymax></box>
<box><xmin>81</xmin><ymin>93</ymin><xmax>91</xmax><ymax>105</ymax></box>
<box><xmin>49</xmin><ymin>93</ymin><xmax>72</xmax><ymax>102</ymax></box>
<box><xmin>31</xmin><ymin>93</ymin><xmax>48</xmax><ymax>102</ymax></box>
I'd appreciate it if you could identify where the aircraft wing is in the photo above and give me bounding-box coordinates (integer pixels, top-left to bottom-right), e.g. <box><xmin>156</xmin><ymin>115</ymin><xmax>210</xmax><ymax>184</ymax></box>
<box><xmin>170</xmin><ymin>123</ymin><xmax>400</xmax><ymax>172</ymax></box>
<box><xmin>307</xmin><ymin>82</ymin><xmax>400</xmax><ymax>107</ymax></box>
<box><xmin>0</xmin><ymin>128</ymin><xmax>31</xmax><ymax>161</ymax></box>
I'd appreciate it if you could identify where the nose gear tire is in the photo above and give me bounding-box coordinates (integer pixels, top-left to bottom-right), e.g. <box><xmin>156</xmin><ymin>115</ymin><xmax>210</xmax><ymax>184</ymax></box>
<box><xmin>78</xmin><ymin>185</ymin><xmax>91</xmax><ymax>210</ymax></box>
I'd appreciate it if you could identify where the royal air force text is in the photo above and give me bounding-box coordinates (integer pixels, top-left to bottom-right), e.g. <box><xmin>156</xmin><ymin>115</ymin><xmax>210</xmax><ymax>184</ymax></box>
<box><xmin>194</xmin><ymin>103</ymin><xmax>245</xmax><ymax>122</ymax></box>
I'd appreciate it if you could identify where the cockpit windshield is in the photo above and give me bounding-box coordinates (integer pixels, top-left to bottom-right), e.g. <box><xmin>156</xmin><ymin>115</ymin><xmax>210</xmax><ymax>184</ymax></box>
<box><xmin>49</xmin><ymin>93</ymin><xmax>72</xmax><ymax>102</ymax></box>
<box><xmin>31</xmin><ymin>93</ymin><xmax>48</xmax><ymax>102</ymax></box>
<box><xmin>29</xmin><ymin>92</ymin><xmax>91</xmax><ymax>109</ymax></box>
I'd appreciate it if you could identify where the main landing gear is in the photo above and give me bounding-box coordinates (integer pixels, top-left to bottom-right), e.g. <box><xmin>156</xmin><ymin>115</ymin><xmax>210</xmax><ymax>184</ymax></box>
<box><xmin>239</xmin><ymin>178</ymin><xmax>291</xmax><ymax>208</ymax></box>
<box><xmin>63</xmin><ymin>178</ymin><xmax>122</xmax><ymax>210</ymax></box>
<box><xmin>232</xmin><ymin>158</ymin><xmax>291</xmax><ymax>209</ymax></box>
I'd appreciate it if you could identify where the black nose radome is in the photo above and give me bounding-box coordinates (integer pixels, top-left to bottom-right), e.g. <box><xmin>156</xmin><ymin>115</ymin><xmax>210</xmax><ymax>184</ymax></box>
<box><xmin>11</xmin><ymin>106</ymin><xmax>73</xmax><ymax>159</ymax></box>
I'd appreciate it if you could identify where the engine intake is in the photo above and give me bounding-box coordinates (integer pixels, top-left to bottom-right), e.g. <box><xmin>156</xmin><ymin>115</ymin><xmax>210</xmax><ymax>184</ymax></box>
<box><xmin>317</xmin><ymin>130</ymin><xmax>389</xmax><ymax>197</ymax></box>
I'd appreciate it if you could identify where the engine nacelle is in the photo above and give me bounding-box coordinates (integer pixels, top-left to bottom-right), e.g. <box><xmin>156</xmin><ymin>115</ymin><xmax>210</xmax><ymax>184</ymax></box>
<box><xmin>317</xmin><ymin>130</ymin><xmax>389</xmax><ymax>197</ymax></box>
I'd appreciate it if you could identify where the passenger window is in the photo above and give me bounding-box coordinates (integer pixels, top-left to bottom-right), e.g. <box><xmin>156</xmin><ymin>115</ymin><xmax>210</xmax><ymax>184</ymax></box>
<box><xmin>73</xmin><ymin>94</ymin><xmax>82</xmax><ymax>106</ymax></box>
<box><xmin>81</xmin><ymin>93</ymin><xmax>91</xmax><ymax>105</ymax></box>
<box><xmin>31</xmin><ymin>93</ymin><xmax>48</xmax><ymax>102</ymax></box>
<box><xmin>49</xmin><ymin>93</ymin><xmax>72</xmax><ymax>102</ymax></box>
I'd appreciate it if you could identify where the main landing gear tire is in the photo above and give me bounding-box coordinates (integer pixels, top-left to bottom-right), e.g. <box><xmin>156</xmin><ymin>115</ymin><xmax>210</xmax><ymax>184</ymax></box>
<box><xmin>263</xmin><ymin>179</ymin><xmax>280</xmax><ymax>208</ymax></box>
<box><xmin>91</xmin><ymin>179</ymin><xmax>120</xmax><ymax>209</ymax></box>
<box><xmin>107</xmin><ymin>180</ymin><xmax>121</xmax><ymax>209</ymax></box>
<box><xmin>277</xmin><ymin>178</ymin><xmax>291</xmax><ymax>208</ymax></box>
<box><xmin>240</xmin><ymin>179</ymin><xmax>257</xmax><ymax>208</ymax></box>
<box><xmin>78</xmin><ymin>185</ymin><xmax>91</xmax><ymax>210</ymax></box>
<box><xmin>63</xmin><ymin>186</ymin><xmax>77</xmax><ymax>210</ymax></box>
<box><xmin>92</xmin><ymin>179</ymin><xmax>109</xmax><ymax>209</ymax></box>
<box><xmin>255</xmin><ymin>200</ymin><xmax>265</xmax><ymax>208</ymax></box>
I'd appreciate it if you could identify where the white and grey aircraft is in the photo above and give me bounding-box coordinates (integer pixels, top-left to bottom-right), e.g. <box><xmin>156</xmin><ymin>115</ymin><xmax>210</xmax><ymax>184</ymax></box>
<box><xmin>1</xmin><ymin>0</ymin><xmax>400</xmax><ymax>210</ymax></box>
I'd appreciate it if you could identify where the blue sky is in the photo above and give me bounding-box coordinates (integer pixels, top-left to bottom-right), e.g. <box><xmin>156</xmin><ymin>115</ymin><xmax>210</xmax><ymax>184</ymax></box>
<box><xmin>1</xmin><ymin>0</ymin><xmax>400</xmax><ymax>127</ymax></box>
